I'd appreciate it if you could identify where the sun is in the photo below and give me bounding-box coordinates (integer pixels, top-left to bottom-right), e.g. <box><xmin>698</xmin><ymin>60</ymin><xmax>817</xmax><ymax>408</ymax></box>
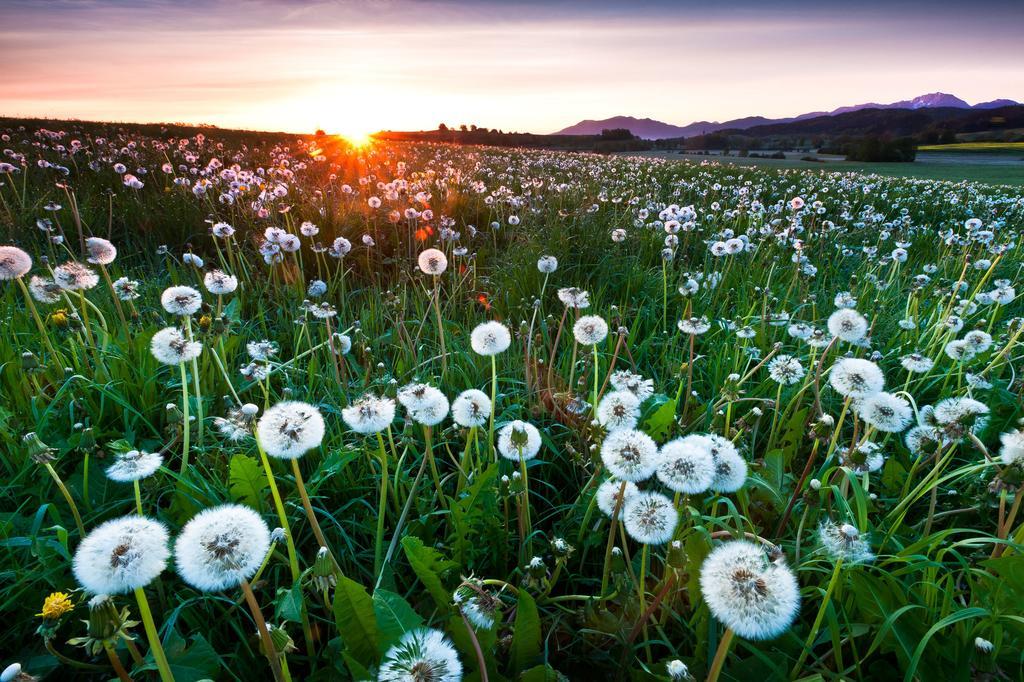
<box><xmin>337</xmin><ymin>129</ymin><xmax>374</xmax><ymax>148</ymax></box>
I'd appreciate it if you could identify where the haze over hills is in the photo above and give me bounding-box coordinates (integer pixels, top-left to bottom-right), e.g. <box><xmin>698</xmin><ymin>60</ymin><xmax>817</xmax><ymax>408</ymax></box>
<box><xmin>553</xmin><ymin>93</ymin><xmax>1022</xmax><ymax>139</ymax></box>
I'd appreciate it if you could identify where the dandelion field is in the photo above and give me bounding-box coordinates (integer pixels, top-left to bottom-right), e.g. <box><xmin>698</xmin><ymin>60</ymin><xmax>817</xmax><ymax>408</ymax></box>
<box><xmin>1</xmin><ymin>122</ymin><xmax>1023</xmax><ymax>682</ymax></box>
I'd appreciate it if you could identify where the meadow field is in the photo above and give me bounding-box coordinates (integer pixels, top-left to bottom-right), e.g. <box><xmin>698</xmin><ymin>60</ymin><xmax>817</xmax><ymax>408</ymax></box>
<box><xmin>1</xmin><ymin>122</ymin><xmax>1023</xmax><ymax>682</ymax></box>
<box><xmin>633</xmin><ymin>149</ymin><xmax>1024</xmax><ymax>187</ymax></box>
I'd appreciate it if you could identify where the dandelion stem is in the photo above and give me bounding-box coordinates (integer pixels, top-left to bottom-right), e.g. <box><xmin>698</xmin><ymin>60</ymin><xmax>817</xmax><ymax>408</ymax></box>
<box><xmin>705</xmin><ymin>627</ymin><xmax>734</xmax><ymax>682</ymax></box>
<box><xmin>373</xmin><ymin>432</ymin><xmax>390</xmax><ymax>577</ymax></box>
<box><xmin>178</xmin><ymin>361</ymin><xmax>190</xmax><ymax>473</ymax></box>
<box><xmin>43</xmin><ymin>461</ymin><xmax>85</xmax><ymax>536</ymax></box>
<box><xmin>239</xmin><ymin>579</ymin><xmax>286</xmax><ymax>682</ymax></box>
<box><xmin>133</xmin><ymin>588</ymin><xmax>175</xmax><ymax>682</ymax></box>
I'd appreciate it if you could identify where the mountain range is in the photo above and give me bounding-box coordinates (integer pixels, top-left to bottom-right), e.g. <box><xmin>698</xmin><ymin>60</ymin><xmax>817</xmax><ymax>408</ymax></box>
<box><xmin>553</xmin><ymin>93</ymin><xmax>1021</xmax><ymax>139</ymax></box>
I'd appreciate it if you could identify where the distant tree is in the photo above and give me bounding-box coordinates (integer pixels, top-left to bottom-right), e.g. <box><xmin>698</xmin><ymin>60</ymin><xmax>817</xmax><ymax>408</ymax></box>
<box><xmin>438</xmin><ymin>123</ymin><xmax>448</xmax><ymax>131</ymax></box>
<box><xmin>459</xmin><ymin>124</ymin><xmax>468</xmax><ymax>132</ymax></box>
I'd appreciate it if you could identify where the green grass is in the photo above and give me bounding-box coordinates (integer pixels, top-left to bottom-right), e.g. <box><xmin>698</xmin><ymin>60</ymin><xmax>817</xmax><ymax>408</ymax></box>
<box><xmin>918</xmin><ymin>142</ymin><xmax>1024</xmax><ymax>152</ymax></box>
<box><xmin>632</xmin><ymin>150</ymin><xmax>1024</xmax><ymax>186</ymax></box>
<box><xmin>1</xmin><ymin>120</ymin><xmax>1024</xmax><ymax>681</ymax></box>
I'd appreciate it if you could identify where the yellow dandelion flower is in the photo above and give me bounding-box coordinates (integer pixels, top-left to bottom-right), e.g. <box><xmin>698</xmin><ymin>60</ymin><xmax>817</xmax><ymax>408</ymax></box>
<box><xmin>38</xmin><ymin>591</ymin><xmax>74</xmax><ymax>619</ymax></box>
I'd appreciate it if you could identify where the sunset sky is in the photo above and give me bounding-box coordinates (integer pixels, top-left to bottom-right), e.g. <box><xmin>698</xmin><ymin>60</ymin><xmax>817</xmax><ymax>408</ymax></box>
<box><xmin>2</xmin><ymin>0</ymin><xmax>1022</xmax><ymax>137</ymax></box>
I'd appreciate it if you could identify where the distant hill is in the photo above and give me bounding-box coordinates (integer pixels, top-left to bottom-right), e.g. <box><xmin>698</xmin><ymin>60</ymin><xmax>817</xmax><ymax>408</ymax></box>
<box><xmin>553</xmin><ymin>92</ymin><xmax>1021</xmax><ymax>139</ymax></box>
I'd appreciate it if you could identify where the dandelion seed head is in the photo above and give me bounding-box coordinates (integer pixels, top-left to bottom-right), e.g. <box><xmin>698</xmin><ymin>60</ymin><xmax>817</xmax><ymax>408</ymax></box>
<box><xmin>73</xmin><ymin>515</ymin><xmax>169</xmax><ymax>594</ymax></box>
<box><xmin>452</xmin><ymin>389</ymin><xmax>491</xmax><ymax>428</ymax></box>
<box><xmin>623</xmin><ymin>491</ymin><xmax>678</xmax><ymax>545</ymax></box>
<box><xmin>150</xmin><ymin>327</ymin><xmax>202</xmax><ymax>365</ymax></box>
<box><xmin>378</xmin><ymin>628</ymin><xmax>463</xmax><ymax>682</ymax></box>
<box><xmin>470</xmin><ymin>321</ymin><xmax>511</xmax><ymax>356</ymax></box>
<box><xmin>600</xmin><ymin>429</ymin><xmax>658</xmax><ymax>482</ymax></box>
<box><xmin>175</xmin><ymin>504</ymin><xmax>270</xmax><ymax>592</ymax></box>
<box><xmin>160</xmin><ymin>285</ymin><xmax>202</xmax><ymax>316</ymax></box>
<box><xmin>497</xmin><ymin>420</ymin><xmax>542</xmax><ymax>461</ymax></box>
<box><xmin>256</xmin><ymin>401</ymin><xmax>325</xmax><ymax>459</ymax></box>
<box><xmin>596</xmin><ymin>391</ymin><xmax>641</xmax><ymax>432</ymax></box>
<box><xmin>0</xmin><ymin>245</ymin><xmax>32</xmax><ymax>280</ymax></box>
<box><xmin>699</xmin><ymin>540</ymin><xmax>800</xmax><ymax>640</ymax></box>
<box><xmin>657</xmin><ymin>436</ymin><xmax>716</xmax><ymax>494</ymax></box>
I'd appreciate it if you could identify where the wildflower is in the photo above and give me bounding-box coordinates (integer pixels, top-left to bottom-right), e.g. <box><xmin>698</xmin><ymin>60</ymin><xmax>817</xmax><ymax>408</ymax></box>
<box><xmin>857</xmin><ymin>392</ymin><xmax>912</xmax><ymax>433</ymax></box>
<box><xmin>900</xmin><ymin>353</ymin><xmax>934</xmax><ymax>373</ymax></box>
<box><xmin>596</xmin><ymin>391</ymin><xmax>641</xmax><ymax>432</ymax></box>
<box><xmin>470</xmin><ymin>321</ymin><xmax>511</xmax><ymax>355</ymax></box>
<box><xmin>601</xmin><ymin>429</ymin><xmax>658</xmax><ymax>482</ymax></box>
<box><xmin>73</xmin><ymin>516</ymin><xmax>170</xmax><ymax>594</ymax></box>
<box><xmin>827</xmin><ymin>309</ymin><xmax>868</xmax><ymax>343</ymax></box>
<box><xmin>963</xmin><ymin>330</ymin><xmax>993</xmax><ymax>353</ymax></box>
<box><xmin>53</xmin><ymin>261</ymin><xmax>99</xmax><ymax>290</ymax></box>
<box><xmin>28</xmin><ymin>275</ymin><xmax>61</xmax><ymax>303</ymax></box>
<box><xmin>256</xmin><ymin>401</ymin><xmax>325</xmax><ymax>459</ymax></box>
<box><xmin>667</xmin><ymin>659</ymin><xmax>693</xmax><ymax>681</ymax></box>
<box><xmin>175</xmin><ymin>504</ymin><xmax>270</xmax><ymax>592</ymax></box>
<box><xmin>999</xmin><ymin>429</ymin><xmax>1024</xmax><ymax>466</ymax></box>
<box><xmin>203</xmin><ymin>270</ymin><xmax>238</xmax><ymax>295</ymax></box>
<box><xmin>944</xmin><ymin>339</ymin><xmax>974</xmax><ymax>362</ymax></box>
<box><xmin>708</xmin><ymin>434</ymin><xmax>747</xmax><ymax>492</ymax></box>
<box><xmin>211</xmin><ymin>222</ymin><xmax>235</xmax><ymax>238</ymax></box>
<box><xmin>557</xmin><ymin>287</ymin><xmax>590</xmax><ymax>309</ymax></box>
<box><xmin>247</xmin><ymin>340</ymin><xmax>278</xmax><ymax>361</ymax></box>
<box><xmin>609</xmin><ymin>370</ymin><xmax>654</xmax><ymax>402</ymax></box>
<box><xmin>454</xmin><ymin>584</ymin><xmax>501</xmax><ymax>630</ymax></box>
<box><xmin>657</xmin><ymin>436</ymin><xmax>715</xmax><ymax>494</ymax></box>
<box><xmin>418</xmin><ymin>248</ymin><xmax>448</xmax><ymax>275</ymax></box>
<box><xmin>623</xmin><ymin>491</ymin><xmax>678</xmax><ymax>544</ymax></box>
<box><xmin>408</xmin><ymin>389</ymin><xmax>450</xmax><ymax>426</ymax></box>
<box><xmin>85</xmin><ymin>237</ymin><xmax>117</xmax><ymax>265</ymax></box>
<box><xmin>497</xmin><ymin>420</ymin><xmax>542</xmax><ymax>461</ymax></box>
<box><xmin>573</xmin><ymin>315</ymin><xmax>608</xmax><ymax>345</ymax></box>
<box><xmin>699</xmin><ymin>540</ymin><xmax>800</xmax><ymax>640</ymax></box>
<box><xmin>677</xmin><ymin>316</ymin><xmax>711</xmax><ymax>335</ymax></box>
<box><xmin>828</xmin><ymin>358</ymin><xmax>884</xmax><ymax>398</ymax></box>
<box><xmin>767</xmin><ymin>355</ymin><xmax>806</xmax><ymax>385</ymax></box>
<box><xmin>452</xmin><ymin>389</ymin><xmax>491</xmax><ymax>428</ymax></box>
<box><xmin>112</xmin><ymin>277</ymin><xmax>141</xmax><ymax>301</ymax></box>
<box><xmin>378</xmin><ymin>628</ymin><xmax>462</xmax><ymax>682</ymax></box>
<box><xmin>0</xmin><ymin>245</ymin><xmax>32</xmax><ymax>280</ymax></box>
<box><xmin>329</xmin><ymin>237</ymin><xmax>352</xmax><ymax>258</ymax></box>
<box><xmin>839</xmin><ymin>441</ymin><xmax>885</xmax><ymax>473</ymax></box>
<box><xmin>106</xmin><ymin>449</ymin><xmax>163</xmax><ymax>482</ymax></box>
<box><xmin>37</xmin><ymin>591</ymin><xmax>74</xmax><ymax>619</ymax></box>
<box><xmin>342</xmin><ymin>394</ymin><xmax>396</xmax><ymax>434</ymax></box>
<box><xmin>160</xmin><ymin>285</ymin><xmax>202</xmax><ymax>316</ymax></box>
<box><xmin>537</xmin><ymin>255</ymin><xmax>558</xmax><ymax>273</ymax></box>
<box><xmin>150</xmin><ymin>327</ymin><xmax>202</xmax><ymax>365</ymax></box>
<box><xmin>818</xmin><ymin>520</ymin><xmax>873</xmax><ymax>563</ymax></box>
<box><xmin>933</xmin><ymin>397</ymin><xmax>989</xmax><ymax>438</ymax></box>
<box><xmin>596</xmin><ymin>478</ymin><xmax>639</xmax><ymax>516</ymax></box>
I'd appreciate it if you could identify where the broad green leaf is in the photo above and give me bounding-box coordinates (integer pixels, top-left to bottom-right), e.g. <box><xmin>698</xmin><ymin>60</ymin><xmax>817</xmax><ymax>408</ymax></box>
<box><xmin>510</xmin><ymin>590</ymin><xmax>541</xmax><ymax>674</ymax></box>
<box><xmin>402</xmin><ymin>536</ymin><xmax>459</xmax><ymax>613</ymax></box>
<box><xmin>332</xmin><ymin>575</ymin><xmax>380</xmax><ymax>667</ymax></box>
<box><xmin>373</xmin><ymin>589</ymin><xmax>425</xmax><ymax>651</ymax></box>
<box><xmin>229</xmin><ymin>454</ymin><xmax>268</xmax><ymax>510</ymax></box>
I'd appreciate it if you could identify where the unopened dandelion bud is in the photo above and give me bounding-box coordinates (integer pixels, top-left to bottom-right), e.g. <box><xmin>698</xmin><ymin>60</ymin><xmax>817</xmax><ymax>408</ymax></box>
<box><xmin>270</xmin><ymin>527</ymin><xmax>287</xmax><ymax>543</ymax></box>
<box><xmin>240</xmin><ymin>403</ymin><xmax>259</xmax><ymax>417</ymax></box>
<box><xmin>667</xmin><ymin>540</ymin><xmax>687</xmax><ymax>569</ymax></box>
<box><xmin>79</xmin><ymin>427</ymin><xmax>97</xmax><ymax>452</ymax></box>
<box><xmin>610</xmin><ymin>546</ymin><xmax>626</xmax><ymax>573</ymax></box>
<box><xmin>83</xmin><ymin>594</ymin><xmax>123</xmax><ymax>643</ymax></box>
<box><xmin>809</xmin><ymin>478</ymin><xmax>821</xmax><ymax>490</ymax></box>
<box><xmin>21</xmin><ymin>352</ymin><xmax>38</xmax><ymax>372</ymax></box>
<box><xmin>551</xmin><ymin>537</ymin><xmax>574</xmax><ymax>559</ymax></box>
<box><xmin>975</xmin><ymin>637</ymin><xmax>994</xmax><ymax>653</ymax></box>
<box><xmin>165</xmin><ymin>403</ymin><xmax>183</xmax><ymax>423</ymax></box>
<box><xmin>527</xmin><ymin>556</ymin><xmax>546</xmax><ymax>578</ymax></box>
<box><xmin>211</xmin><ymin>316</ymin><xmax>227</xmax><ymax>334</ymax></box>
<box><xmin>312</xmin><ymin>547</ymin><xmax>337</xmax><ymax>591</ymax></box>
<box><xmin>267</xmin><ymin>624</ymin><xmax>296</xmax><ymax>656</ymax></box>
<box><xmin>23</xmin><ymin>432</ymin><xmax>55</xmax><ymax>463</ymax></box>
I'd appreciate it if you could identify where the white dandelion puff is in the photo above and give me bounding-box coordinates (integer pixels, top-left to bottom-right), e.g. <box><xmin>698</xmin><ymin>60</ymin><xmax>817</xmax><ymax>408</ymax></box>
<box><xmin>596</xmin><ymin>391</ymin><xmax>641</xmax><ymax>432</ymax></box>
<box><xmin>73</xmin><ymin>516</ymin><xmax>169</xmax><ymax>594</ymax></box>
<box><xmin>699</xmin><ymin>540</ymin><xmax>800</xmax><ymax>640</ymax></box>
<box><xmin>623</xmin><ymin>491</ymin><xmax>678</xmax><ymax>545</ymax></box>
<box><xmin>175</xmin><ymin>504</ymin><xmax>270</xmax><ymax>592</ymax></box>
<box><xmin>150</xmin><ymin>327</ymin><xmax>202</xmax><ymax>365</ymax></box>
<box><xmin>452</xmin><ymin>389</ymin><xmax>492</xmax><ymax>428</ymax></box>
<box><xmin>657</xmin><ymin>436</ymin><xmax>716</xmax><ymax>494</ymax></box>
<box><xmin>600</xmin><ymin>429</ymin><xmax>658</xmax><ymax>482</ymax></box>
<box><xmin>378</xmin><ymin>628</ymin><xmax>462</xmax><ymax>682</ymax></box>
<box><xmin>497</xmin><ymin>420</ymin><xmax>542</xmax><ymax>461</ymax></box>
<box><xmin>256</xmin><ymin>401</ymin><xmax>325</xmax><ymax>459</ymax></box>
<box><xmin>470</xmin><ymin>321</ymin><xmax>511</xmax><ymax>356</ymax></box>
<box><xmin>160</xmin><ymin>285</ymin><xmax>202</xmax><ymax>316</ymax></box>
